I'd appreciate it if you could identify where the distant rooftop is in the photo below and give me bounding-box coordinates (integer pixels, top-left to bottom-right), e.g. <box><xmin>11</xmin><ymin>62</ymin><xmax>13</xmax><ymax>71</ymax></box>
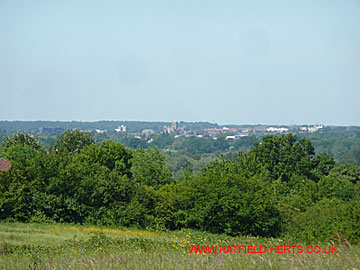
<box><xmin>0</xmin><ymin>158</ymin><xmax>11</xmax><ymax>172</ymax></box>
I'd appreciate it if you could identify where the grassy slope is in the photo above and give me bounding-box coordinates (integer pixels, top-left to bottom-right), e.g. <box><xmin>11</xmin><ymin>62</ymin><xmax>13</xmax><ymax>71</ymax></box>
<box><xmin>0</xmin><ymin>223</ymin><xmax>360</xmax><ymax>270</ymax></box>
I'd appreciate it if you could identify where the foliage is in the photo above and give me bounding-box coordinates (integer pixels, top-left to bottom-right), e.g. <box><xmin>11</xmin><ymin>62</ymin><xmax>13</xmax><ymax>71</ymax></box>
<box><xmin>286</xmin><ymin>198</ymin><xmax>360</xmax><ymax>244</ymax></box>
<box><xmin>131</xmin><ymin>147</ymin><xmax>172</xmax><ymax>188</ymax></box>
<box><xmin>239</xmin><ymin>134</ymin><xmax>335</xmax><ymax>182</ymax></box>
<box><xmin>2</xmin><ymin>132</ymin><xmax>42</xmax><ymax>151</ymax></box>
<box><xmin>176</xmin><ymin>159</ymin><xmax>281</xmax><ymax>236</ymax></box>
<box><xmin>1</xmin><ymin>131</ymin><xmax>360</xmax><ymax>245</ymax></box>
<box><xmin>52</xmin><ymin>129</ymin><xmax>94</xmax><ymax>154</ymax></box>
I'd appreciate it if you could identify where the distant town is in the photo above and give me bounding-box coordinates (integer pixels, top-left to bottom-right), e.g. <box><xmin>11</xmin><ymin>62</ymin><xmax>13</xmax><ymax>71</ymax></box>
<box><xmin>1</xmin><ymin>120</ymin><xmax>360</xmax><ymax>177</ymax></box>
<box><xmin>87</xmin><ymin>122</ymin><xmax>324</xmax><ymax>142</ymax></box>
<box><xmin>0</xmin><ymin>120</ymin><xmax>327</xmax><ymax>145</ymax></box>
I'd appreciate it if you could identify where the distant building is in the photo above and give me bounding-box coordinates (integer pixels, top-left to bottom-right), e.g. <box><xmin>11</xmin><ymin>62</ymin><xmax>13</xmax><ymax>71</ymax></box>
<box><xmin>115</xmin><ymin>125</ymin><xmax>127</xmax><ymax>133</ymax></box>
<box><xmin>222</xmin><ymin>127</ymin><xmax>238</xmax><ymax>133</ymax></box>
<box><xmin>95</xmin><ymin>129</ymin><xmax>106</xmax><ymax>134</ymax></box>
<box><xmin>172</xmin><ymin>121</ymin><xmax>178</xmax><ymax>130</ymax></box>
<box><xmin>203</xmin><ymin>128</ymin><xmax>223</xmax><ymax>136</ymax></box>
<box><xmin>253</xmin><ymin>126</ymin><xmax>266</xmax><ymax>133</ymax></box>
<box><xmin>299</xmin><ymin>124</ymin><xmax>324</xmax><ymax>133</ymax></box>
<box><xmin>266</xmin><ymin>127</ymin><xmax>289</xmax><ymax>133</ymax></box>
<box><xmin>226</xmin><ymin>134</ymin><xmax>248</xmax><ymax>139</ymax></box>
<box><xmin>235</xmin><ymin>133</ymin><xmax>249</xmax><ymax>138</ymax></box>
<box><xmin>308</xmin><ymin>124</ymin><xmax>323</xmax><ymax>133</ymax></box>
<box><xmin>0</xmin><ymin>158</ymin><xmax>11</xmax><ymax>172</ymax></box>
<box><xmin>142</xmin><ymin>129</ymin><xmax>155</xmax><ymax>137</ymax></box>
<box><xmin>241</xmin><ymin>128</ymin><xmax>252</xmax><ymax>133</ymax></box>
<box><xmin>177</xmin><ymin>126</ymin><xmax>185</xmax><ymax>132</ymax></box>
<box><xmin>163</xmin><ymin>122</ymin><xmax>179</xmax><ymax>134</ymax></box>
<box><xmin>163</xmin><ymin>125</ymin><xmax>174</xmax><ymax>134</ymax></box>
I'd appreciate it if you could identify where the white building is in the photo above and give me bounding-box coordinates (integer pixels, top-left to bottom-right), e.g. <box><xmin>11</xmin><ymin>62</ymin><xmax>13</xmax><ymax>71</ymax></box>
<box><xmin>299</xmin><ymin>124</ymin><xmax>324</xmax><ymax>133</ymax></box>
<box><xmin>115</xmin><ymin>125</ymin><xmax>127</xmax><ymax>133</ymax></box>
<box><xmin>266</xmin><ymin>127</ymin><xmax>289</xmax><ymax>133</ymax></box>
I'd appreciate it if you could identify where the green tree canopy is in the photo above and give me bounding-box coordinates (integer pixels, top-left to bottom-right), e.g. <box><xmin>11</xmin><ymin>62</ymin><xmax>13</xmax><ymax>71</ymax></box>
<box><xmin>240</xmin><ymin>134</ymin><xmax>334</xmax><ymax>182</ymax></box>
<box><xmin>52</xmin><ymin>129</ymin><xmax>94</xmax><ymax>154</ymax></box>
<box><xmin>2</xmin><ymin>132</ymin><xmax>42</xmax><ymax>150</ymax></box>
<box><xmin>131</xmin><ymin>147</ymin><xmax>172</xmax><ymax>188</ymax></box>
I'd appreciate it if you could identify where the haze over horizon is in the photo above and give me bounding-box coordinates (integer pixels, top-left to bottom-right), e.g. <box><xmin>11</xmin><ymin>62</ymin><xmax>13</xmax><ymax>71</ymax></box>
<box><xmin>0</xmin><ymin>119</ymin><xmax>355</xmax><ymax>129</ymax></box>
<box><xmin>1</xmin><ymin>1</ymin><xmax>359</xmax><ymax>125</ymax></box>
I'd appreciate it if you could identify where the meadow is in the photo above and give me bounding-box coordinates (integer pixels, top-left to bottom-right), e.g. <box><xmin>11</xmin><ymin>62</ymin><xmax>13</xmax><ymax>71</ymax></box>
<box><xmin>1</xmin><ymin>223</ymin><xmax>360</xmax><ymax>270</ymax></box>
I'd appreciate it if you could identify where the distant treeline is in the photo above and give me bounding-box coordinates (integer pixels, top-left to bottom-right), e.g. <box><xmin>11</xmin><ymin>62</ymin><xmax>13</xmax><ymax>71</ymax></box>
<box><xmin>0</xmin><ymin>120</ymin><xmax>220</xmax><ymax>133</ymax></box>
<box><xmin>1</xmin><ymin>124</ymin><xmax>360</xmax><ymax>174</ymax></box>
<box><xmin>1</xmin><ymin>131</ymin><xmax>360</xmax><ymax>244</ymax></box>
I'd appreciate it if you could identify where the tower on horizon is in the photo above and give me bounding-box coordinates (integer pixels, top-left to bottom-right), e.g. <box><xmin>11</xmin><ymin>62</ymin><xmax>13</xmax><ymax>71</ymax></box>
<box><xmin>171</xmin><ymin>121</ymin><xmax>178</xmax><ymax>130</ymax></box>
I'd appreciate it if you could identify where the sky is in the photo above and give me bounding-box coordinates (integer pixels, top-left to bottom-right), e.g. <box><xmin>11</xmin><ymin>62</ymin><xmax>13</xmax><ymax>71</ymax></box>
<box><xmin>0</xmin><ymin>0</ymin><xmax>359</xmax><ymax>125</ymax></box>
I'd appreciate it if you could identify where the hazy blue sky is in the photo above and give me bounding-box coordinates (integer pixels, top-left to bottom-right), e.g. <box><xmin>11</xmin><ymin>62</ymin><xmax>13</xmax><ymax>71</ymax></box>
<box><xmin>0</xmin><ymin>0</ymin><xmax>359</xmax><ymax>125</ymax></box>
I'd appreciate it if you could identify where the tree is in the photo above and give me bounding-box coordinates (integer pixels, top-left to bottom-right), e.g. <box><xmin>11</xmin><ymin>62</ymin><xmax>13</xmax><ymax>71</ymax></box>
<box><xmin>172</xmin><ymin>159</ymin><xmax>281</xmax><ymax>236</ymax></box>
<box><xmin>328</xmin><ymin>163</ymin><xmax>360</xmax><ymax>184</ymax></box>
<box><xmin>339</xmin><ymin>145</ymin><xmax>360</xmax><ymax>166</ymax></box>
<box><xmin>0</xmin><ymin>132</ymin><xmax>44</xmax><ymax>170</ymax></box>
<box><xmin>52</xmin><ymin>129</ymin><xmax>94</xmax><ymax>154</ymax></box>
<box><xmin>240</xmin><ymin>134</ymin><xmax>322</xmax><ymax>182</ymax></box>
<box><xmin>131</xmin><ymin>147</ymin><xmax>172</xmax><ymax>188</ymax></box>
<box><xmin>2</xmin><ymin>132</ymin><xmax>42</xmax><ymax>151</ymax></box>
<box><xmin>77</xmin><ymin>140</ymin><xmax>133</xmax><ymax>176</ymax></box>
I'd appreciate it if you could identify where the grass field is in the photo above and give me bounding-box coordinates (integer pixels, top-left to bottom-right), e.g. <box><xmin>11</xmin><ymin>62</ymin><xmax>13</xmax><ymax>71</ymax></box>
<box><xmin>0</xmin><ymin>223</ymin><xmax>360</xmax><ymax>270</ymax></box>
